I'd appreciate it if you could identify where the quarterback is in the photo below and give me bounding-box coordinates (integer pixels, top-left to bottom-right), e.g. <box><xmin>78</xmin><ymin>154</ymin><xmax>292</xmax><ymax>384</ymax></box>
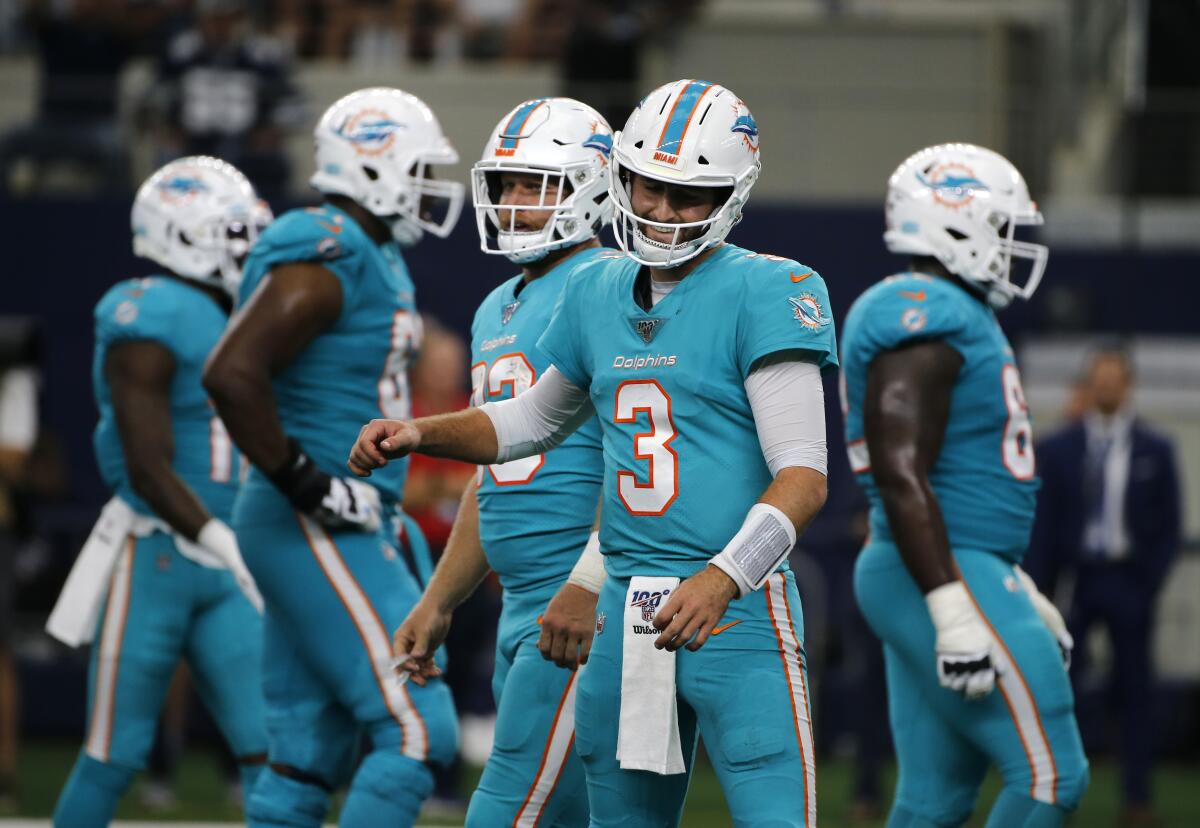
<box><xmin>395</xmin><ymin>96</ymin><xmax>613</xmax><ymax>827</ymax></box>
<box><xmin>352</xmin><ymin>79</ymin><xmax>834</xmax><ymax>827</ymax></box>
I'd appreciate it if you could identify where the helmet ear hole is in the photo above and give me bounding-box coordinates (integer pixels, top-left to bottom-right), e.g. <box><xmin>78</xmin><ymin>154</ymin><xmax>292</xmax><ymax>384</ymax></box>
<box><xmin>178</xmin><ymin>230</ymin><xmax>193</xmax><ymax>246</ymax></box>
<box><xmin>946</xmin><ymin>227</ymin><xmax>968</xmax><ymax>240</ymax></box>
<box><xmin>362</xmin><ymin>166</ymin><xmax>380</xmax><ymax>181</ymax></box>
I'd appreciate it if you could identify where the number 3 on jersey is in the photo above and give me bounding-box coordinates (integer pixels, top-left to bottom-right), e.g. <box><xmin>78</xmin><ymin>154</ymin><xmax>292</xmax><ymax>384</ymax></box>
<box><xmin>471</xmin><ymin>353</ymin><xmax>544</xmax><ymax>485</ymax></box>
<box><xmin>614</xmin><ymin>380</ymin><xmax>678</xmax><ymax>515</ymax></box>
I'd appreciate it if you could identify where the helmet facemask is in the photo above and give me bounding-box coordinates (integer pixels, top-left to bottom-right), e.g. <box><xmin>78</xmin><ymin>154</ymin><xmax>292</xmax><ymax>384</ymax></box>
<box><xmin>473</xmin><ymin>164</ymin><xmax>605</xmax><ymax>264</ymax></box>
<box><xmin>610</xmin><ymin>160</ymin><xmax>750</xmax><ymax>268</ymax></box>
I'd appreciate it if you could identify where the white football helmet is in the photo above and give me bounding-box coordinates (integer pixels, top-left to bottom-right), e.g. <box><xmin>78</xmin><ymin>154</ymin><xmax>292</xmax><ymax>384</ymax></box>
<box><xmin>310</xmin><ymin>87</ymin><xmax>464</xmax><ymax>247</ymax></box>
<box><xmin>884</xmin><ymin>143</ymin><xmax>1047</xmax><ymax>308</ymax></box>
<box><xmin>610</xmin><ymin>79</ymin><xmax>761</xmax><ymax>268</ymax></box>
<box><xmin>472</xmin><ymin>97</ymin><xmax>614</xmax><ymax>264</ymax></box>
<box><xmin>131</xmin><ymin>156</ymin><xmax>272</xmax><ymax>297</ymax></box>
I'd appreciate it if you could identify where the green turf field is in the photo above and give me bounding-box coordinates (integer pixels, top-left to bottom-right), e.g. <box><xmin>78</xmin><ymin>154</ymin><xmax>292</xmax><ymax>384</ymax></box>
<box><xmin>10</xmin><ymin>742</ymin><xmax>1199</xmax><ymax>826</ymax></box>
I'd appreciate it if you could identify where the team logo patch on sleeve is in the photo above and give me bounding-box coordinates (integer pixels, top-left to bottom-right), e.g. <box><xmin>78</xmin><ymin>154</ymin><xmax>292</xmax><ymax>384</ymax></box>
<box><xmin>789</xmin><ymin>293</ymin><xmax>829</xmax><ymax>330</ymax></box>
<box><xmin>114</xmin><ymin>300</ymin><xmax>139</xmax><ymax>325</ymax></box>
<box><xmin>630</xmin><ymin>317</ymin><xmax>666</xmax><ymax>343</ymax></box>
<box><xmin>316</xmin><ymin>237</ymin><xmax>342</xmax><ymax>260</ymax></box>
<box><xmin>901</xmin><ymin>307</ymin><xmax>928</xmax><ymax>332</ymax></box>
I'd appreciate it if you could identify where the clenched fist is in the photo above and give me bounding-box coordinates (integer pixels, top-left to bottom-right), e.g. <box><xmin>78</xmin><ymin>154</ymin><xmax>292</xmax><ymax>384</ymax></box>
<box><xmin>348</xmin><ymin>419</ymin><xmax>421</xmax><ymax>477</ymax></box>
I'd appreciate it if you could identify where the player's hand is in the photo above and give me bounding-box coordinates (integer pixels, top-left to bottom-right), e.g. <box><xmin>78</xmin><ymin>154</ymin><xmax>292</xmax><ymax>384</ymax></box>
<box><xmin>538</xmin><ymin>584</ymin><xmax>599</xmax><ymax>670</ymax></box>
<box><xmin>392</xmin><ymin>598</ymin><xmax>451</xmax><ymax>687</ymax></box>
<box><xmin>272</xmin><ymin>439</ymin><xmax>381</xmax><ymax>532</ymax></box>
<box><xmin>197</xmin><ymin>519</ymin><xmax>264</xmax><ymax>613</ymax></box>
<box><xmin>926</xmin><ymin>581</ymin><xmax>998</xmax><ymax>699</ymax></box>
<box><xmin>652</xmin><ymin>565</ymin><xmax>739</xmax><ymax>653</ymax></box>
<box><xmin>348</xmin><ymin>419</ymin><xmax>421</xmax><ymax>477</ymax></box>
<box><xmin>1014</xmin><ymin>566</ymin><xmax>1074</xmax><ymax>669</ymax></box>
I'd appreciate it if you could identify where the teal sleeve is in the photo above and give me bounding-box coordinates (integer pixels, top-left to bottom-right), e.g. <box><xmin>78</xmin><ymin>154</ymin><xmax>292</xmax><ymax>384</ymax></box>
<box><xmin>737</xmin><ymin>260</ymin><xmax>838</xmax><ymax>377</ymax></box>
<box><xmin>94</xmin><ymin>280</ymin><xmax>181</xmax><ymax>352</ymax></box>
<box><xmin>239</xmin><ymin>208</ymin><xmax>362</xmax><ymax>310</ymax></box>
<box><xmin>847</xmin><ymin>280</ymin><xmax>970</xmax><ymax>366</ymax></box>
<box><xmin>535</xmin><ymin>270</ymin><xmax>590</xmax><ymax>388</ymax></box>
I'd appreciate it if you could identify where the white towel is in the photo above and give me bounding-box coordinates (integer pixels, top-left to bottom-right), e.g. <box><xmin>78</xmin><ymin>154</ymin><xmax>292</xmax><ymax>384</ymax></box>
<box><xmin>616</xmin><ymin>576</ymin><xmax>685</xmax><ymax>775</ymax></box>
<box><xmin>45</xmin><ymin>497</ymin><xmax>135</xmax><ymax>647</ymax></box>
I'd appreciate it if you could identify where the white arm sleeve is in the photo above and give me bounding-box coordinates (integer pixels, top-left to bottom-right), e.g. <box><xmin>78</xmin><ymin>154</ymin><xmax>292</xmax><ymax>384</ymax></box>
<box><xmin>744</xmin><ymin>356</ymin><xmax>827</xmax><ymax>477</ymax></box>
<box><xmin>480</xmin><ymin>365</ymin><xmax>593</xmax><ymax>463</ymax></box>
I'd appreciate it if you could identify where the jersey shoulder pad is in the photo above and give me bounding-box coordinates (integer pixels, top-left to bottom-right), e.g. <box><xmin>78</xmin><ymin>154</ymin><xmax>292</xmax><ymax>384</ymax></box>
<box><xmin>94</xmin><ymin>277</ymin><xmax>183</xmax><ymax>346</ymax></box>
<box><xmin>251</xmin><ymin>207</ymin><xmax>359</xmax><ymax>268</ymax></box>
<box><xmin>737</xmin><ymin>250</ymin><xmax>835</xmax><ymax>339</ymax></box>
<box><xmin>845</xmin><ymin>273</ymin><xmax>969</xmax><ymax>357</ymax></box>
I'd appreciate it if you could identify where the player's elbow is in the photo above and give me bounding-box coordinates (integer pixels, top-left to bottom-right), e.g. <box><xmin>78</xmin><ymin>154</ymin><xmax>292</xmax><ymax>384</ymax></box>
<box><xmin>202</xmin><ymin>351</ymin><xmax>252</xmax><ymax>408</ymax></box>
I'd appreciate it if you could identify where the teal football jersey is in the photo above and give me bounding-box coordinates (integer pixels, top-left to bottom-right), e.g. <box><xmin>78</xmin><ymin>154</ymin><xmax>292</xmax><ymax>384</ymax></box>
<box><xmin>93</xmin><ymin>276</ymin><xmax>240</xmax><ymax>521</ymax></box>
<box><xmin>537</xmin><ymin>244</ymin><xmax>837</xmax><ymax>581</ymax></box>
<box><xmin>238</xmin><ymin>205</ymin><xmax>420</xmax><ymax>504</ymax></box>
<box><xmin>470</xmin><ymin>248</ymin><xmax>607</xmax><ymax>596</ymax></box>
<box><xmin>840</xmin><ymin>272</ymin><xmax>1039</xmax><ymax>559</ymax></box>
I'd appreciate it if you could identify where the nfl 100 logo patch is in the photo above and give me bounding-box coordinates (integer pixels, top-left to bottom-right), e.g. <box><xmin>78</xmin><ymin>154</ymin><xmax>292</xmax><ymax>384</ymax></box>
<box><xmin>630</xmin><ymin>588</ymin><xmax>671</xmax><ymax>623</ymax></box>
<box><xmin>501</xmin><ymin>301</ymin><xmax>521</xmax><ymax>325</ymax></box>
<box><xmin>629</xmin><ymin>317</ymin><xmax>665</xmax><ymax>344</ymax></box>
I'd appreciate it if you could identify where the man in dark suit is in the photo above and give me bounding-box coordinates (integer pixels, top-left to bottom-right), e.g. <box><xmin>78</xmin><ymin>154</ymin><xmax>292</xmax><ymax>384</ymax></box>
<box><xmin>1027</xmin><ymin>344</ymin><xmax>1182</xmax><ymax>827</ymax></box>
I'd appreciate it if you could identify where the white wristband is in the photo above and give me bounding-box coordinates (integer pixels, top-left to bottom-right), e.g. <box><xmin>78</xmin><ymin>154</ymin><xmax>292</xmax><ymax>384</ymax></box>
<box><xmin>565</xmin><ymin>531</ymin><xmax>605</xmax><ymax>594</ymax></box>
<box><xmin>709</xmin><ymin>503</ymin><xmax>797</xmax><ymax>598</ymax></box>
<box><xmin>925</xmin><ymin>581</ymin><xmax>974</xmax><ymax>631</ymax></box>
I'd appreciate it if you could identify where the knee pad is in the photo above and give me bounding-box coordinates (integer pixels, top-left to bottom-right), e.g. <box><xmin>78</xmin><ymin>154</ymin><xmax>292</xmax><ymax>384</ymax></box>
<box><xmin>1053</xmin><ymin>758</ymin><xmax>1090</xmax><ymax>811</ymax></box>
<box><xmin>238</xmin><ymin>758</ymin><xmax>265</xmax><ymax>800</ymax></box>
<box><xmin>245</xmin><ymin>766</ymin><xmax>329</xmax><ymax>828</ymax></box>
<box><xmin>423</xmin><ymin>697</ymin><xmax>460</xmax><ymax>769</ymax></box>
<box><xmin>887</xmin><ymin>805</ymin><xmax>965</xmax><ymax>828</ymax></box>
<box><xmin>338</xmin><ymin>750</ymin><xmax>433</xmax><ymax>828</ymax></box>
<box><xmin>890</xmin><ymin>794</ymin><xmax>975</xmax><ymax>828</ymax></box>
<box><xmin>53</xmin><ymin>754</ymin><xmax>136</xmax><ymax>828</ymax></box>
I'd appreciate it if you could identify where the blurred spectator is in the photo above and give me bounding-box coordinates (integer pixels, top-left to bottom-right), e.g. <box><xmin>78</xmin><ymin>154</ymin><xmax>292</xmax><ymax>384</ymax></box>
<box><xmin>458</xmin><ymin>0</ymin><xmax>520</xmax><ymax>61</ymax></box>
<box><xmin>0</xmin><ymin>318</ymin><xmax>41</xmax><ymax>813</ymax></box>
<box><xmin>558</xmin><ymin>0</ymin><xmax>702</xmax><ymax>129</ymax></box>
<box><xmin>0</xmin><ymin>0</ymin><xmax>154</xmax><ymax>195</ymax></box>
<box><xmin>152</xmin><ymin>0</ymin><xmax>301</xmax><ymax>198</ymax></box>
<box><xmin>1026</xmin><ymin>344</ymin><xmax>1183</xmax><ymax>828</ymax></box>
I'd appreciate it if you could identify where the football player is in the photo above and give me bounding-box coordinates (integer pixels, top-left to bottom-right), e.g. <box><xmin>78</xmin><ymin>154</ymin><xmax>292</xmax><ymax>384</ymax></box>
<box><xmin>841</xmin><ymin>143</ymin><xmax>1089</xmax><ymax>826</ymax></box>
<box><xmin>52</xmin><ymin>157</ymin><xmax>269</xmax><ymax>827</ymax></box>
<box><xmin>203</xmin><ymin>88</ymin><xmax>461</xmax><ymax>827</ymax></box>
<box><xmin>392</xmin><ymin>97</ymin><xmax>613</xmax><ymax>827</ymax></box>
<box><xmin>351</xmin><ymin>79</ymin><xmax>834</xmax><ymax>827</ymax></box>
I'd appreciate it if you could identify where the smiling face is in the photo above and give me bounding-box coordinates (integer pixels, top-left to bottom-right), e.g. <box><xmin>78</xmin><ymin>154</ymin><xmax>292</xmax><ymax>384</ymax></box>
<box><xmin>495</xmin><ymin>171</ymin><xmax>563</xmax><ymax>234</ymax></box>
<box><xmin>628</xmin><ymin>173</ymin><xmax>720</xmax><ymax>245</ymax></box>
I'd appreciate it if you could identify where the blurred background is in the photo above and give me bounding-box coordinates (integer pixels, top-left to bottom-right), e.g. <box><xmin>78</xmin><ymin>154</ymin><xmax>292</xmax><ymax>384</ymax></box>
<box><xmin>0</xmin><ymin>0</ymin><xmax>1198</xmax><ymax>825</ymax></box>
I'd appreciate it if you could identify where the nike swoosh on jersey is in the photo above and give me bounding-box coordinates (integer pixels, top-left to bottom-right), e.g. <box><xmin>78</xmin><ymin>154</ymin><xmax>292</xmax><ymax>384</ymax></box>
<box><xmin>710</xmin><ymin>620</ymin><xmax>743</xmax><ymax>636</ymax></box>
<box><xmin>316</xmin><ymin>220</ymin><xmax>343</xmax><ymax>234</ymax></box>
<box><xmin>790</xmin><ymin>271</ymin><xmax>813</xmax><ymax>283</ymax></box>
<box><xmin>898</xmin><ymin>289</ymin><xmax>926</xmax><ymax>301</ymax></box>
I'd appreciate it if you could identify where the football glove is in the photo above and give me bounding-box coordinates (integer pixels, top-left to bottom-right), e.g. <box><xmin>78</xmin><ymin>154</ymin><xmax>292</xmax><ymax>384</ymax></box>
<box><xmin>196</xmin><ymin>519</ymin><xmax>263</xmax><ymax>613</ymax></box>
<box><xmin>270</xmin><ymin>438</ymin><xmax>382</xmax><ymax>532</ymax></box>
<box><xmin>926</xmin><ymin>580</ymin><xmax>997</xmax><ymax>700</ymax></box>
<box><xmin>1014</xmin><ymin>566</ymin><xmax>1074</xmax><ymax>669</ymax></box>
